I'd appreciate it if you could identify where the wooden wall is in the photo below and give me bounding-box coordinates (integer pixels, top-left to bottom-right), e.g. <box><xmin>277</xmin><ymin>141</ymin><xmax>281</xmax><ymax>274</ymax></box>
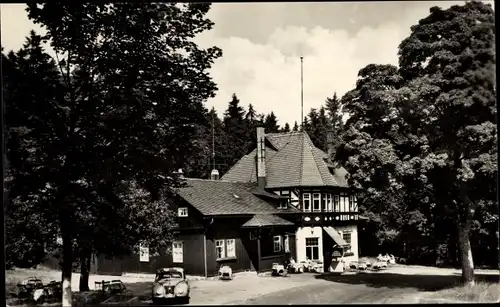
<box><xmin>95</xmin><ymin>231</ymin><xmax>205</xmax><ymax>276</ymax></box>
<box><xmin>205</xmin><ymin>218</ymin><xmax>254</xmax><ymax>276</ymax></box>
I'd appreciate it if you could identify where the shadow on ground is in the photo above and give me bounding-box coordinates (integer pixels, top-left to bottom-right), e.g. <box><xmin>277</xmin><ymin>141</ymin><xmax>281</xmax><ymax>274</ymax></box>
<box><xmin>315</xmin><ymin>272</ymin><xmax>499</xmax><ymax>292</ymax></box>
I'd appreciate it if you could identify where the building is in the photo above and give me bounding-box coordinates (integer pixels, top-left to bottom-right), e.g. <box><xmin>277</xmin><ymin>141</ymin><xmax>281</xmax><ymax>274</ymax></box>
<box><xmin>95</xmin><ymin>127</ymin><xmax>361</xmax><ymax>276</ymax></box>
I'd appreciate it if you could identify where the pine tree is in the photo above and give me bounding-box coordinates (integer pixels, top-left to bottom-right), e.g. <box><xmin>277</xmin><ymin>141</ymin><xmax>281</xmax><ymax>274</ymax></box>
<box><xmin>292</xmin><ymin>121</ymin><xmax>299</xmax><ymax>132</ymax></box>
<box><xmin>223</xmin><ymin>94</ymin><xmax>247</xmax><ymax>167</ymax></box>
<box><xmin>264</xmin><ymin>111</ymin><xmax>280</xmax><ymax>133</ymax></box>
<box><xmin>282</xmin><ymin>123</ymin><xmax>291</xmax><ymax>133</ymax></box>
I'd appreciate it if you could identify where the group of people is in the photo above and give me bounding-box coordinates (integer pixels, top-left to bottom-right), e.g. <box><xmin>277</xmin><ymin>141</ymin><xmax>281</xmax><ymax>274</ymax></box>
<box><xmin>377</xmin><ymin>253</ymin><xmax>396</xmax><ymax>264</ymax></box>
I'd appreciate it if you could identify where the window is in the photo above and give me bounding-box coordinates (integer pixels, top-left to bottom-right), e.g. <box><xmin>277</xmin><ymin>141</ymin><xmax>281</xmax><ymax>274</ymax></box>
<box><xmin>273</xmin><ymin>235</ymin><xmax>282</xmax><ymax>252</ymax></box>
<box><xmin>178</xmin><ymin>207</ymin><xmax>188</xmax><ymax>217</ymax></box>
<box><xmin>334</xmin><ymin>195</ymin><xmax>340</xmax><ymax>212</ymax></box>
<box><xmin>249</xmin><ymin>231</ymin><xmax>258</xmax><ymax>240</ymax></box>
<box><xmin>327</xmin><ymin>194</ymin><xmax>333</xmax><ymax>212</ymax></box>
<box><xmin>313</xmin><ymin>193</ymin><xmax>321</xmax><ymax>212</ymax></box>
<box><xmin>353</xmin><ymin>195</ymin><xmax>358</xmax><ymax>212</ymax></box>
<box><xmin>340</xmin><ymin>193</ymin><xmax>346</xmax><ymax>212</ymax></box>
<box><xmin>321</xmin><ymin>193</ymin><xmax>328</xmax><ymax>212</ymax></box>
<box><xmin>349</xmin><ymin>195</ymin><xmax>354</xmax><ymax>211</ymax></box>
<box><xmin>278</xmin><ymin>199</ymin><xmax>288</xmax><ymax>209</ymax></box>
<box><xmin>342</xmin><ymin>232</ymin><xmax>352</xmax><ymax>253</ymax></box>
<box><xmin>305</xmin><ymin>237</ymin><xmax>320</xmax><ymax>261</ymax></box>
<box><xmin>139</xmin><ymin>244</ymin><xmax>149</xmax><ymax>262</ymax></box>
<box><xmin>284</xmin><ymin>235</ymin><xmax>290</xmax><ymax>253</ymax></box>
<box><xmin>215</xmin><ymin>239</ymin><xmax>236</xmax><ymax>259</ymax></box>
<box><xmin>303</xmin><ymin>193</ymin><xmax>311</xmax><ymax>212</ymax></box>
<box><xmin>226</xmin><ymin>239</ymin><xmax>236</xmax><ymax>258</ymax></box>
<box><xmin>279</xmin><ymin>191</ymin><xmax>290</xmax><ymax>209</ymax></box>
<box><xmin>172</xmin><ymin>242</ymin><xmax>183</xmax><ymax>263</ymax></box>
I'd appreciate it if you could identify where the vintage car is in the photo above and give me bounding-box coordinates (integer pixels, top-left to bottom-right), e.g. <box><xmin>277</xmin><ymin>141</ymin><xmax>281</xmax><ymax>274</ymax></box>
<box><xmin>17</xmin><ymin>277</ymin><xmax>44</xmax><ymax>300</ymax></box>
<box><xmin>152</xmin><ymin>267</ymin><xmax>190</xmax><ymax>304</ymax></box>
<box><xmin>372</xmin><ymin>261</ymin><xmax>388</xmax><ymax>270</ymax></box>
<box><xmin>218</xmin><ymin>265</ymin><xmax>233</xmax><ymax>280</ymax></box>
<box><xmin>349</xmin><ymin>261</ymin><xmax>367</xmax><ymax>271</ymax></box>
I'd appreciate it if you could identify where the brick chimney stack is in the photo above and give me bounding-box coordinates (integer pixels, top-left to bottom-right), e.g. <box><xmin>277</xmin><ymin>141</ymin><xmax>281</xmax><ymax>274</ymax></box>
<box><xmin>256</xmin><ymin>127</ymin><xmax>266</xmax><ymax>189</ymax></box>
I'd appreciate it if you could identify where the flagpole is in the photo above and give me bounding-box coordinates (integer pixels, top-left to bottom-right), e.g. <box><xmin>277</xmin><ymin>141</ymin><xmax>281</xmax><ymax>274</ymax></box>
<box><xmin>300</xmin><ymin>55</ymin><xmax>304</xmax><ymax>131</ymax></box>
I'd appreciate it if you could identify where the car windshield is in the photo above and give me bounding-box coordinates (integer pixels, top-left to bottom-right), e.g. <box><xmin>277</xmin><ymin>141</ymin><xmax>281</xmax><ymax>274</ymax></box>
<box><xmin>157</xmin><ymin>271</ymin><xmax>183</xmax><ymax>280</ymax></box>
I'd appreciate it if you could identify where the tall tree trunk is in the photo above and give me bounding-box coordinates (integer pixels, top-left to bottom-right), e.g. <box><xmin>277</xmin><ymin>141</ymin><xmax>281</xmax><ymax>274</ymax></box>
<box><xmin>79</xmin><ymin>247</ymin><xmax>91</xmax><ymax>291</ymax></box>
<box><xmin>61</xmin><ymin>230</ymin><xmax>73</xmax><ymax>307</ymax></box>
<box><xmin>458</xmin><ymin>225</ymin><xmax>475</xmax><ymax>286</ymax></box>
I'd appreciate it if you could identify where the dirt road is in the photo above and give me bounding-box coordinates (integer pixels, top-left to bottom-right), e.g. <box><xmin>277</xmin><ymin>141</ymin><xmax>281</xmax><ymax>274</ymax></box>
<box><xmin>6</xmin><ymin>265</ymin><xmax>499</xmax><ymax>305</ymax></box>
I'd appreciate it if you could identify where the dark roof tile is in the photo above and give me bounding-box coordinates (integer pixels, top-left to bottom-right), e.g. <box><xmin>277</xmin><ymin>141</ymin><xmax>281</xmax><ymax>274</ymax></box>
<box><xmin>176</xmin><ymin>179</ymin><xmax>296</xmax><ymax>216</ymax></box>
<box><xmin>222</xmin><ymin>131</ymin><xmax>349</xmax><ymax>188</ymax></box>
<box><xmin>242</xmin><ymin>214</ymin><xmax>294</xmax><ymax>228</ymax></box>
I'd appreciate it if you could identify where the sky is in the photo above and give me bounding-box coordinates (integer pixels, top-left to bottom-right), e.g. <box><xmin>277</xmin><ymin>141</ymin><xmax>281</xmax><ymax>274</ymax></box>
<box><xmin>1</xmin><ymin>1</ymin><xmax>494</xmax><ymax>127</ymax></box>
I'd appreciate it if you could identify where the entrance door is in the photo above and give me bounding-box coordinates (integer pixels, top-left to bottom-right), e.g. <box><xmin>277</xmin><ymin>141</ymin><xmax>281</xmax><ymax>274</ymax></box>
<box><xmin>173</xmin><ymin>242</ymin><xmax>183</xmax><ymax>263</ymax></box>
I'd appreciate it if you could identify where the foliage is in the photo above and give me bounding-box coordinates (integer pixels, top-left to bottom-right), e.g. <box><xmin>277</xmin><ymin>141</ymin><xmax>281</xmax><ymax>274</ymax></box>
<box><xmin>5</xmin><ymin>2</ymin><xmax>222</xmax><ymax>300</ymax></box>
<box><xmin>335</xmin><ymin>0</ymin><xmax>497</xmax><ymax>281</ymax></box>
<box><xmin>264</xmin><ymin>111</ymin><xmax>280</xmax><ymax>133</ymax></box>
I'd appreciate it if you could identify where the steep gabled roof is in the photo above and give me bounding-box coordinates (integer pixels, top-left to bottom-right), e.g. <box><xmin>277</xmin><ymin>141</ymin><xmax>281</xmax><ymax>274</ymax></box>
<box><xmin>175</xmin><ymin>178</ymin><xmax>297</xmax><ymax>216</ymax></box>
<box><xmin>221</xmin><ymin>131</ymin><xmax>349</xmax><ymax>188</ymax></box>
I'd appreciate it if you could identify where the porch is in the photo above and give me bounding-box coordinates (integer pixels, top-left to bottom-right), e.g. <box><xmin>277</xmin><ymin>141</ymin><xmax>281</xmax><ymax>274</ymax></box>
<box><xmin>296</xmin><ymin>225</ymin><xmax>355</xmax><ymax>273</ymax></box>
<box><xmin>241</xmin><ymin>214</ymin><xmax>296</xmax><ymax>272</ymax></box>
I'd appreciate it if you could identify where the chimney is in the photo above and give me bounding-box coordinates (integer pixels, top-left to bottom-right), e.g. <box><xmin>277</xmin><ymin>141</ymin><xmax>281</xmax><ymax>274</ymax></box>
<box><xmin>210</xmin><ymin>169</ymin><xmax>220</xmax><ymax>181</ymax></box>
<box><xmin>326</xmin><ymin>129</ymin><xmax>334</xmax><ymax>158</ymax></box>
<box><xmin>256</xmin><ymin>127</ymin><xmax>266</xmax><ymax>189</ymax></box>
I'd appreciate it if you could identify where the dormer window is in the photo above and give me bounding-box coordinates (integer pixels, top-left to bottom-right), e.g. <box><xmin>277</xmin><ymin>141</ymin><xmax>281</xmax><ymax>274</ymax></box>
<box><xmin>278</xmin><ymin>190</ymin><xmax>290</xmax><ymax>209</ymax></box>
<box><xmin>278</xmin><ymin>199</ymin><xmax>288</xmax><ymax>209</ymax></box>
<box><xmin>178</xmin><ymin>207</ymin><xmax>188</xmax><ymax>217</ymax></box>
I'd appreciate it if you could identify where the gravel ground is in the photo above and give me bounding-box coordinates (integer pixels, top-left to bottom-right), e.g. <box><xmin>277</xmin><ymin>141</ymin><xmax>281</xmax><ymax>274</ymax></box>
<box><xmin>6</xmin><ymin>265</ymin><xmax>499</xmax><ymax>305</ymax></box>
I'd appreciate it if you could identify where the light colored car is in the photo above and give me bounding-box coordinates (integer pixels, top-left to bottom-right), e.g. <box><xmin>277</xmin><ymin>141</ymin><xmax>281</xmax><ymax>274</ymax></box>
<box><xmin>152</xmin><ymin>267</ymin><xmax>190</xmax><ymax>304</ymax></box>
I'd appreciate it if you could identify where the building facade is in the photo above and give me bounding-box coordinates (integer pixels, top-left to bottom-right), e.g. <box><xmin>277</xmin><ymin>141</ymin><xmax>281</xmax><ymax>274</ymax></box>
<box><xmin>95</xmin><ymin>127</ymin><xmax>361</xmax><ymax>276</ymax></box>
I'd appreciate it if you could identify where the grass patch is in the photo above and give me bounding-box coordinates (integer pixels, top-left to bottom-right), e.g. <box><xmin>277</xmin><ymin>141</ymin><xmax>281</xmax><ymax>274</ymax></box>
<box><xmin>428</xmin><ymin>282</ymin><xmax>500</xmax><ymax>303</ymax></box>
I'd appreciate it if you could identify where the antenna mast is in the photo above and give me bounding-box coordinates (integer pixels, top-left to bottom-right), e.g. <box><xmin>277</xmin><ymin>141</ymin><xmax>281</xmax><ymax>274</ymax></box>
<box><xmin>300</xmin><ymin>55</ymin><xmax>304</xmax><ymax>131</ymax></box>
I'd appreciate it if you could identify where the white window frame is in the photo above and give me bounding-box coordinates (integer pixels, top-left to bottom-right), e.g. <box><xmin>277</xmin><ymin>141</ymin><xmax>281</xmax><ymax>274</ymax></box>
<box><xmin>215</xmin><ymin>240</ymin><xmax>225</xmax><ymax>259</ymax></box>
<box><xmin>321</xmin><ymin>193</ymin><xmax>328</xmax><ymax>212</ymax></box>
<box><xmin>312</xmin><ymin>193</ymin><xmax>321</xmax><ymax>212</ymax></box>
<box><xmin>226</xmin><ymin>239</ymin><xmax>236</xmax><ymax>258</ymax></box>
<box><xmin>305</xmin><ymin>237</ymin><xmax>320</xmax><ymax>261</ymax></box>
<box><xmin>353</xmin><ymin>195</ymin><xmax>358</xmax><ymax>212</ymax></box>
<box><xmin>178</xmin><ymin>207</ymin><xmax>188</xmax><ymax>217</ymax></box>
<box><xmin>340</xmin><ymin>193</ymin><xmax>346</xmax><ymax>212</ymax></box>
<box><xmin>303</xmin><ymin>193</ymin><xmax>311</xmax><ymax>212</ymax></box>
<box><xmin>273</xmin><ymin>235</ymin><xmax>282</xmax><ymax>253</ymax></box>
<box><xmin>327</xmin><ymin>194</ymin><xmax>333</xmax><ymax>212</ymax></box>
<box><xmin>172</xmin><ymin>241</ymin><xmax>183</xmax><ymax>263</ymax></box>
<box><xmin>334</xmin><ymin>195</ymin><xmax>340</xmax><ymax>212</ymax></box>
<box><xmin>284</xmin><ymin>234</ymin><xmax>290</xmax><ymax>253</ymax></box>
<box><xmin>215</xmin><ymin>239</ymin><xmax>236</xmax><ymax>259</ymax></box>
<box><xmin>349</xmin><ymin>195</ymin><xmax>354</xmax><ymax>212</ymax></box>
<box><xmin>278</xmin><ymin>197</ymin><xmax>288</xmax><ymax>209</ymax></box>
<box><xmin>139</xmin><ymin>244</ymin><xmax>150</xmax><ymax>262</ymax></box>
<box><xmin>342</xmin><ymin>232</ymin><xmax>352</xmax><ymax>253</ymax></box>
